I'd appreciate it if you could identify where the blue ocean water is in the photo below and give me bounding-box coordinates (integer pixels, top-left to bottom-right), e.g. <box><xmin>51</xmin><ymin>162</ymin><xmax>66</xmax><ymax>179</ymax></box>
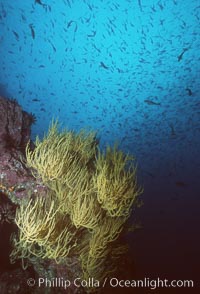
<box><xmin>0</xmin><ymin>0</ymin><xmax>200</xmax><ymax>288</ymax></box>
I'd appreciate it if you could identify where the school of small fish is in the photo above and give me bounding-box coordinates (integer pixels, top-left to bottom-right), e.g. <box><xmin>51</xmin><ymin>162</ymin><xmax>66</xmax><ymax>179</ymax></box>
<box><xmin>0</xmin><ymin>0</ymin><xmax>199</xmax><ymax>184</ymax></box>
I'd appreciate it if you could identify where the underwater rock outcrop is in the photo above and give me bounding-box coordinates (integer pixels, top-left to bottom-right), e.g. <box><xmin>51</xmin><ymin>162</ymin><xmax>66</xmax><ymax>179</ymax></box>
<box><xmin>0</xmin><ymin>96</ymin><xmax>46</xmax><ymax>199</ymax></box>
<box><xmin>0</xmin><ymin>96</ymin><xmax>32</xmax><ymax>152</ymax></box>
<box><xmin>0</xmin><ymin>96</ymin><xmax>46</xmax><ymax>294</ymax></box>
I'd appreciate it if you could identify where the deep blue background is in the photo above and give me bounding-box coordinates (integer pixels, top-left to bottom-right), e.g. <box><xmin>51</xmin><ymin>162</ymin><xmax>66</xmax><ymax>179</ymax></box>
<box><xmin>0</xmin><ymin>0</ymin><xmax>200</xmax><ymax>287</ymax></box>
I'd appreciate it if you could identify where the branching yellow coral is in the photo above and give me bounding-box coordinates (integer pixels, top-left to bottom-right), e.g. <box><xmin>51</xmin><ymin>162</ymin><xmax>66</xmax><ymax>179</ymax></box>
<box><xmin>11</xmin><ymin>120</ymin><xmax>142</xmax><ymax>292</ymax></box>
<box><xmin>88</xmin><ymin>216</ymin><xmax>126</xmax><ymax>258</ymax></box>
<box><xmin>14</xmin><ymin>195</ymin><xmax>58</xmax><ymax>245</ymax></box>
<box><xmin>93</xmin><ymin>144</ymin><xmax>142</xmax><ymax>217</ymax></box>
<box><xmin>71</xmin><ymin>192</ymin><xmax>103</xmax><ymax>229</ymax></box>
<box><xmin>26</xmin><ymin>120</ymin><xmax>97</xmax><ymax>187</ymax></box>
<box><xmin>43</xmin><ymin>225</ymin><xmax>77</xmax><ymax>263</ymax></box>
<box><xmin>81</xmin><ymin>252</ymin><xmax>113</xmax><ymax>284</ymax></box>
<box><xmin>11</xmin><ymin>194</ymin><xmax>77</xmax><ymax>265</ymax></box>
<box><xmin>78</xmin><ymin>215</ymin><xmax>128</xmax><ymax>285</ymax></box>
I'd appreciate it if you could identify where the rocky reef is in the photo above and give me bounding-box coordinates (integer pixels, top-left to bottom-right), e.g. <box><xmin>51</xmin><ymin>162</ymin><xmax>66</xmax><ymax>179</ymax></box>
<box><xmin>0</xmin><ymin>95</ymin><xmax>40</xmax><ymax>194</ymax></box>
<box><xmin>0</xmin><ymin>96</ymin><xmax>47</xmax><ymax>294</ymax></box>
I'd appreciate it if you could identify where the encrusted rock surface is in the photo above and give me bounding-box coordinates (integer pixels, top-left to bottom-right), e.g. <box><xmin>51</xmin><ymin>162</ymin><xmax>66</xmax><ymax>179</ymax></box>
<box><xmin>0</xmin><ymin>96</ymin><xmax>45</xmax><ymax>200</ymax></box>
<box><xmin>0</xmin><ymin>96</ymin><xmax>32</xmax><ymax>152</ymax></box>
<box><xmin>0</xmin><ymin>96</ymin><xmax>47</xmax><ymax>293</ymax></box>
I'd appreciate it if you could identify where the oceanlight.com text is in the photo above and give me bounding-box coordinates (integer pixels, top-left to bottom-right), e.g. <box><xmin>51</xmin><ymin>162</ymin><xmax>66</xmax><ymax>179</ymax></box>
<box><xmin>108</xmin><ymin>277</ymin><xmax>194</xmax><ymax>290</ymax></box>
